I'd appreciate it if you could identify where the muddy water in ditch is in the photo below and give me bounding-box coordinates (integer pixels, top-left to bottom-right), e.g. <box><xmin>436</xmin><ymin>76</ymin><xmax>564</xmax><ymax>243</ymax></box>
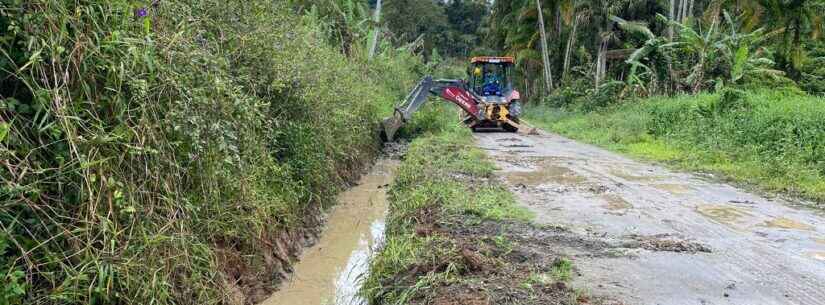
<box><xmin>262</xmin><ymin>159</ymin><xmax>398</xmax><ymax>305</ymax></box>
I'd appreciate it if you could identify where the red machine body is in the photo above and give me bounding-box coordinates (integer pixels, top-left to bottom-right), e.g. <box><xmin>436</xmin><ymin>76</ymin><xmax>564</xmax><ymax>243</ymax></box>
<box><xmin>382</xmin><ymin>56</ymin><xmax>525</xmax><ymax>140</ymax></box>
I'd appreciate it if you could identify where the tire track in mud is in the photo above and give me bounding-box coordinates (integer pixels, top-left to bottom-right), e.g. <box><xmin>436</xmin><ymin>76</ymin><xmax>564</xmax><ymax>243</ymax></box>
<box><xmin>474</xmin><ymin>130</ymin><xmax>825</xmax><ymax>305</ymax></box>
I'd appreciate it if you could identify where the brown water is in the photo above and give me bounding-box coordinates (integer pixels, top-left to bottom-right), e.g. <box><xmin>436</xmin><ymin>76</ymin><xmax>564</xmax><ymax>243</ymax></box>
<box><xmin>602</xmin><ymin>194</ymin><xmax>632</xmax><ymax>210</ymax></box>
<box><xmin>506</xmin><ymin>162</ymin><xmax>585</xmax><ymax>186</ymax></box>
<box><xmin>696</xmin><ymin>204</ymin><xmax>751</xmax><ymax>226</ymax></box>
<box><xmin>608</xmin><ymin>169</ymin><xmax>664</xmax><ymax>182</ymax></box>
<box><xmin>653</xmin><ymin>183</ymin><xmax>692</xmax><ymax>194</ymax></box>
<box><xmin>762</xmin><ymin>217</ymin><xmax>814</xmax><ymax>231</ymax></box>
<box><xmin>262</xmin><ymin>159</ymin><xmax>399</xmax><ymax>305</ymax></box>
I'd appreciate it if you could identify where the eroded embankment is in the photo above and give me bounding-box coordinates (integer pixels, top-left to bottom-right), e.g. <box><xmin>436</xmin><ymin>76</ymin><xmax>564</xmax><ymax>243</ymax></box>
<box><xmin>261</xmin><ymin>158</ymin><xmax>399</xmax><ymax>305</ymax></box>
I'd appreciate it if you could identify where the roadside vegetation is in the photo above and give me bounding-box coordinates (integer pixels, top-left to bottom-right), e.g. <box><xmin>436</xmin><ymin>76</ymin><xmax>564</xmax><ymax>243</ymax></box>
<box><xmin>0</xmin><ymin>1</ymin><xmax>423</xmax><ymax>304</ymax></box>
<box><xmin>527</xmin><ymin>88</ymin><xmax>825</xmax><ymax>204</ymax></box>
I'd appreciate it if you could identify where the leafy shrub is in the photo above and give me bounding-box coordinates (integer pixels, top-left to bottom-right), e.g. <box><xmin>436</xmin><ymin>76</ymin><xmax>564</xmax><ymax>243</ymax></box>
<box><xmin>542</xmin><ymin>86</ymin><xmax>583</xmax><ymax>107</ymax></box>
<box><xmin>542</xmin><ymin>79</ymin><xmax>624</xmax><ymax>111</ymax></box>
<box><xmin>800</xmin><ymin>59</ymin><xmax>825</xmax><ymax>96</ymax></box>
<box><xmin>586</xmin><ymin>80</ymin><xmax>625</xmax><ymax>110</ymax></box>
<box><xmin>699</xmin><ymin>88</ymin><xmax>751</xmax><ymax>115</ymax></box>
<box><xmin>739</xmin><ymin>72</ymin><xmax>799</xmax><ymax>91</ymax></box>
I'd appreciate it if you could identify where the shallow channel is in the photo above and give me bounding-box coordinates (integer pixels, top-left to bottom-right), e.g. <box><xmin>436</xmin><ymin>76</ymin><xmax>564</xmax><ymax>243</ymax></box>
<box><xmin>261</xmin><ymin>159</ymin><xmax>399</xmax><ymax>305</ymax></box>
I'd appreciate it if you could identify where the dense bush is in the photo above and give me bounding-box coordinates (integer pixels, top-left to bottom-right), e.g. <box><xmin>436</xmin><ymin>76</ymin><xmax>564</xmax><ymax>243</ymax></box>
<box><xmin>0</xmin><ymin>1</ymin><xmax>419</xmax><ymax>304</ymax></box>
<box><xmin>540</xmin><ymin>78</ymin><xmax>622</xmax><ymax>111</ymax></box>
<box><xmin>800</xmin><ymin>43</ymin><xmax>825</xmax><ymax>96</ymax></box>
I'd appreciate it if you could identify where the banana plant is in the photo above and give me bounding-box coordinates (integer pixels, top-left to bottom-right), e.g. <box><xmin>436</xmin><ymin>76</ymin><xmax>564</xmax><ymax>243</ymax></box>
<box><xmin>612</xmin><ymin>15</ymin><xmax>680</xmax><ymax>95</ymax></box>
<box><xmin>718</xmin><ymin>11</ymin><xmax>784</xmax><ymax>84</ymax></box>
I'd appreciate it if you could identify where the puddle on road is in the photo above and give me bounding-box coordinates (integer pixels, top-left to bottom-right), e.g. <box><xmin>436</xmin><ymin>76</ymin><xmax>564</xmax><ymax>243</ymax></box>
<box><xmin>506</xmin><ymin>162</ymin><xmax>585</xmax><ymax>186</ymax></box>
<box><xmin>602</xmin><ymin>194</ymin><xmax>632</xmax><ymax>210</ymax></box>
<box><xmin>653</xmin><ymin>183</ymin><xmax>692</xmax><ymax>195</ymax></box>
<box><xmin>762</xmin><ymin>217</ymin><xmax>814</xmax><ymax>231</ymax></box>
<box><xmin>696</xmin><ymin>205</ymin><xmax>751</xmax><ymax>226</ymax></box>
<box><xmin>608</xmin><ymin>169</ymin><xmax>664</xmax><ymax>182</ymax></box>
<box><xmin>263</xmin><ymin>159</ymin><xmax>399</xmax><ymax>305</ymax></box>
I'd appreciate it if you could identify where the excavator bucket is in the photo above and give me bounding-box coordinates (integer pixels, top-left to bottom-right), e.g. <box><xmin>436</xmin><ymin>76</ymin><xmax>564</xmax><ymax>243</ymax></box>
<box><xmin>382</xmin><ymin>111</ymin><xmax>404</xmax><ymax>142</ymax></box>
<box><xmin>382</xmin><ymin>76</ymin><xmax>434</xmax><ymax>141</ymax></box>
<box><xmin>381</xmin><ymin>75</ymin><xmax>486</xmax><ymax>141</ymax></box>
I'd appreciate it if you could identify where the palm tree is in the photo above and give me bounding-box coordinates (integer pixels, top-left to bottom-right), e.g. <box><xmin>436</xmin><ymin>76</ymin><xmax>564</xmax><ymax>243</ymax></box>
<box><xmin>489</xmin><ymin>0</ymin><xmax>559</xmax><ymax>99</ymax></box>
<box><xmin>756</xmin><ymin>0</ymin><xmax>823</xmax><ymax>77</ymax></box>
<box><xmin>368</xmin><ymin>0</ymin><xmax>383</xmax><ymax>58</ymax></box>
<box><xmin>561</xmin><ymin>0</ymin><xmax>589</xmax><ymax>82</ymax></box>
<box><xmin>581</xmin><ymin>0</ymin><xmax>648</xmax><ymax>88</ymax></box>
<box><xmin>536</xmin><ymin>0</ymin><xmax>555</xmax><ymax>91</ymax></box>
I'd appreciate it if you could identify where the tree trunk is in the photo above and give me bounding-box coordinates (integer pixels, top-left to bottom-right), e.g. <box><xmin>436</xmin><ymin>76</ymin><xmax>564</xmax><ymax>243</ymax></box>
<box><xmin>563</xmin><ymin>14</ymin><xmax>579</xmax><ymax>82</ymax></box>
<box><xmin>667</xmin><ymin>0</ymin><xmax>677</xmax><ymax>94</ymax></box>
<box><xmin>536</xmin><ymin>0</ymin><xmax>554</xmax><ymax>92</ymax></box>
<box><xmin>687</xmin><ymin>0</ymin><xmax>696</xmax><ymax>22</ymax></box>
<box><xmin>595</xmin><ymin>39</ymin><xmax>607</xmax><ymax>88</ymax></box>
<box><xmin>368</xmin><ymin>0</ymin><xmax>383</xmax><ymax>59</ymax></box>
<box><xmin>555</xmin><ymin>6</ymin><xmax>562</xmax><ymax>38</ymax></box>
<box><xmin>692</xmin><ymin>55</ymin><xmax>705</xmax><ymax>94</ymax></box>
<box><xmin>668</xmin><ymin>0</ymin><xmax>675</xmax><ymax>39</ymax></box>
<box><xmin>675</xmin><ymin>0</ymin><xmax>681</xmax><ymax>24</ymax></box>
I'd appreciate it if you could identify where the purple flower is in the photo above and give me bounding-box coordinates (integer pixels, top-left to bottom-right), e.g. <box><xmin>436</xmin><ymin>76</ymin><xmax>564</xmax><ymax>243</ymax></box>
<box><xmin>135</xmin><ymin>7</ymin><xmax>148</xmax><ymax>18</ymax></box>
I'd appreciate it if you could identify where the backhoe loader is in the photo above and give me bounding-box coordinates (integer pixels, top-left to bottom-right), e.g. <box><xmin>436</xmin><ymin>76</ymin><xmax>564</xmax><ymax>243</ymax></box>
<box><xmin>382</xmin><ymin>56</ymin><xmax>527</xmax><ymax>141</ymax></box>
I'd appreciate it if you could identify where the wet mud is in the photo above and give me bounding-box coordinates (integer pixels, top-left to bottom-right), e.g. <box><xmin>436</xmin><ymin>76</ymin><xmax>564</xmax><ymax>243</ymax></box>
<box><xmin>506</xmin><ymin>163</ymin><xmax>585</xmax><ymax>187</ymax></box>
<box><xmin>696</xmin><ymin>204</ymin><xmax>752</xmax><ymax>226</ymax></box>
<box><xmin>391</xmin><ymin>203</ymin><xmax>720</xmax><ymax>305</ymax></box>
<box><xmin>762</xmin><ymin>217</ymin><xmax>815</xmax><ymax>231</ymax></box>
<box><xmin>602</xmin><ymin>194</ymin><xmax>632</xmax><ymax>211</ymax></box>
<box><xmin>262</xmin><ymin>159</ymin><xmax>399</xmax><ymax>305</ymax></box>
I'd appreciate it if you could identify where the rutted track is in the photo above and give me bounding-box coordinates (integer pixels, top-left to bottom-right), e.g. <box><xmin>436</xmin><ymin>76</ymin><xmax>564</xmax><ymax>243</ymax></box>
<box><xmin>475</xmin><ymin>130</ymin><xmax>825</xmax><ymax>305</ymax></box>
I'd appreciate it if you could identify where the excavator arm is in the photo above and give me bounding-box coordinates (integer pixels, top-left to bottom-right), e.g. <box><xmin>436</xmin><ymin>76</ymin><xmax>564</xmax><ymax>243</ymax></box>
<box><xmin>382</xmin><ymin>75</ymin><xmax>482</xmax><ymax>141</ymax></box>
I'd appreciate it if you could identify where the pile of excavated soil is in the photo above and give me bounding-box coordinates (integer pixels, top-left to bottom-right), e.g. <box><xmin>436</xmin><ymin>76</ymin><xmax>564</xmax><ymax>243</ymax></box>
<box><xmin>386</xmin><ymin>205</ymin><xmax>712</xmax><ymax>305</ymax></box>
<box><xmin>384</xmin><ymin>206</ymin><xmax>589</xmax><ymax>305</ymax></box>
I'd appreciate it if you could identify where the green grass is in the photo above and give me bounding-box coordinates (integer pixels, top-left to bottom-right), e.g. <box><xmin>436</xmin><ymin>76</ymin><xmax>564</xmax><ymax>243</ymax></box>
<box><xmin>360</xmin><ymin>116</ymin><xmax>532</xmax><ymax>305</ymax></box>
<box><xmin>526</xmin><ymin>88</ymin><xmax>825</xmax><ymax>205</ymax></box>
<box><xmin>550</xmin><ymin>258</ymin><xmax>573</xmax><ymax>282</ymax></box>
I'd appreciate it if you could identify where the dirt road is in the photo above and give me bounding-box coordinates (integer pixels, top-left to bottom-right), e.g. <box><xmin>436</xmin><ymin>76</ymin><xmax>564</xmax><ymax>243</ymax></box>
<box><xmin>475</xmin><ymin>130</ymin><xmax>825</xmax><ymax>305</ymax></box>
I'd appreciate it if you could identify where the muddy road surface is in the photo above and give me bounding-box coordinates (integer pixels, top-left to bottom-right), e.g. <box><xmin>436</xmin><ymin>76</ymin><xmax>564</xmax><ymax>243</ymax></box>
<box><xmin>475</xmin><ymin>131</ymin><xmax>825</xmax><ymax>305</ymax></box>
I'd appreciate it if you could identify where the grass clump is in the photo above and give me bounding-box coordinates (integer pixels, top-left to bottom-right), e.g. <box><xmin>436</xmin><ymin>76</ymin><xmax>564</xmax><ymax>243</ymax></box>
<box><xmin>550</xmin><ymin>258</ymin><xmax>573</xmax><ymax>282</ymax></box>
<box><xmin>527</xmin><ymin>88</ymin><xmax>825</xmax><ymax>205</ymax></box>
<box><xmin>0</xmin><ymin>1</ymin><xmax>421</xmax><ymax>304</ymax></box>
